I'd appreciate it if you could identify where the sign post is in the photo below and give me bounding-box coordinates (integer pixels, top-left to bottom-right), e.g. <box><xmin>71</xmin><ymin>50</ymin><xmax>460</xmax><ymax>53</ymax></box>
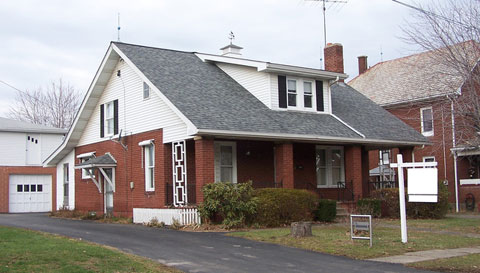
<box><xmin>390</xmin><ymin>154</ymin><xmax>438</xmax><ymax>244</ymax></box>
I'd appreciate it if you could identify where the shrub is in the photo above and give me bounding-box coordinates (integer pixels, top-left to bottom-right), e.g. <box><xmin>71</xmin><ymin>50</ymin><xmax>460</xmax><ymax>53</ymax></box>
<box><xmin>315</xmin><ymin>199</ymin><xmax>337</xmax><ymax>222</ymax></box>
<box><xmin>254</xmin><ymin>188</ymin><xmax>317</xmax><ymax>227</ymax></box>
<box><xmin>371</xmin><ymin>180</ymin><xmax>449</xmax><ymax>219</ymax></box>
<box><xmin>356</xmin><ymin>198</ymin><xmax>381</xmax><ymax>217</ymax></box>
<box><xmin>198</xmin><ymin>181</ymin><xmax>257</xmax><ymax>229</ymax></box>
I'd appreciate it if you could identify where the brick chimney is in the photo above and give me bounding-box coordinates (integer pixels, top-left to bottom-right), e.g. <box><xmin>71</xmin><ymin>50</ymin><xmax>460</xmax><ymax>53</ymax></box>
<box><xmin>358</xmin><ymin>55</ymin><xmax>368</xmax><ymax>75</ymax></box>
<box><xmin>324</xmin><ymin>43</ymin><xmax>344</xmax><ymax>81</ymax></box>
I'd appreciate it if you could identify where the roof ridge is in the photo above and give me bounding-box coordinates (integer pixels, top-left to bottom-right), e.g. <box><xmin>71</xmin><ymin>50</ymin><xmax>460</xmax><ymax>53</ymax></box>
<box><xmin>112</xmin><ymin>41</ymin><xmax>195</xmax><ymax>55</ymax></box>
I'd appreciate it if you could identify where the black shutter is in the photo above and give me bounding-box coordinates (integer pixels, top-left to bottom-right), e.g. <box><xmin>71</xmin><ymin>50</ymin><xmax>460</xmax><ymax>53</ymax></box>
<box><xmin>100</xmin><ymin>104</ymin><xmax>105</xmax><ymax>138</ymax></box>
<box><xmin>113</xmin><ymin>99</ymin><xmax>119</xmax><ymax>135</ymax></box>
<box><xmin>278</xmin><ymin>75</ymin><xmax>287</xmax><ymax>108</ymax></box>
<box><xmin>316</xmin><ymin>80</ymin><xmax>324</xmax><ymax>112</ymax></box>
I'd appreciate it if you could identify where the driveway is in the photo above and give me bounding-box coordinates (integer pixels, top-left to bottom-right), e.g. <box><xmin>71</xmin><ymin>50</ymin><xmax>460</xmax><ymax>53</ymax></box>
<box><xmin>0</xmin><ymin>214</ymin><xmax>432</xmax><ymax>273</ymax></box>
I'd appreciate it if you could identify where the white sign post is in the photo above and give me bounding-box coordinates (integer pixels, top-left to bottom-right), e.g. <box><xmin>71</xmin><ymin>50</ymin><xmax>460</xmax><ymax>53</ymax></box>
<box><xmin>390</xmin><ymin>154</ymin><xmax>438</xmax><ymax>244</ymax></box>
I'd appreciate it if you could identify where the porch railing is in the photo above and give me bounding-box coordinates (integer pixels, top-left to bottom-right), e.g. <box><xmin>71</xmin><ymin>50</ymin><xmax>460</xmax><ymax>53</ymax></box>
<box><xmin>368</xmin><ymin>180</ymin><xmax>397</xmax><ymax>194</ymax></box>
<box><xmin>165</xmin><ymin>183</ymin><xmax>197</xmax><ymax>206</ymax></box>
<box><xmin>337</xmin><ymin>180</ymin><xmax>354</xmax><ymax>202</ymax></box>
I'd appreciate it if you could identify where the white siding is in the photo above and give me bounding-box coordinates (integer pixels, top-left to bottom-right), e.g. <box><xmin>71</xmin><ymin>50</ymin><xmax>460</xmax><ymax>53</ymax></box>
<box><xmin>56</xmin><ymin>150</ymin><xmax>75</xmax><ymax>210</ymax></box>
<box><xmin>78</xmin><ymin>60</ymin><xmax>187</xmax><ymax>146</ymax></box>
<box><xmin>0</xmin><ymin>132</ymin><xmax>27</xmax><ymax>166</ymax></box>
<box><xmin>41</xmin><ymin>134</ymin><xmax>64</xmax><ymax>162</ymax></box>
<box><xmin>0</xmin><ymin>132</ymin><xmax>63</xmax><ymax>166</ymax></box>
<box><xmin>217</xmin><ymin>63</ymin><xmax>272</xmax><ymax>108</ymax></box>
<box><xmin>323</xmin><ymin>81</ymin><xmax>331</xmax><ymax>114</ymax></box>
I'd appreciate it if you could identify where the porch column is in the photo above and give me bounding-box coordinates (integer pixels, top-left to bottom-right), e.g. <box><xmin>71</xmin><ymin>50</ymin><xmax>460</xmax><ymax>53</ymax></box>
<box><xmin>275</xmin><ymin>143</ymin><xmax>294</xmax><ymax>188</ymax></box>
<box><xmin>345</xmin><ymin>145</ymin><xmax>365</xmax><ymax>201</ymax></box>
<box><xmin>195</xmin><ymin>137</ymin><xmax>215</xmax><ymax>203</ymax></box>
<box><xmin>361</xmin><ymin>147</ymin><xmax>370</xmax><ymax>196</ymax></box>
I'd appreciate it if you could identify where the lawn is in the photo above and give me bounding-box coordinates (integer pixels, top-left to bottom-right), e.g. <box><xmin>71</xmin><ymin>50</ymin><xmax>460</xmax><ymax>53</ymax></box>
<box><xmin>0</xmin><ymin>226</ymin><xmax>179</xmax><ymax>273</ymax></box>
<box><xmin>230</xmin><ymin>218</ymin><xmax>480</xmax><ymax>260</ymax></box>
<box><xmin>382</xmin><ymin>217</ymin><xmax>480</xmax><ymax>234</ymax></box>
<box><xmin>410</xmin><ymin>253</ymin><xmax>480</xmax><ymax>273</ymax></box>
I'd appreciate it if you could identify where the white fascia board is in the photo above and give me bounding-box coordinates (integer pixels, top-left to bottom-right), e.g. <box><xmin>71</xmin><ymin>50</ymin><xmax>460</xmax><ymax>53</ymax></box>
<box><xmin>112</xmin><ymin>43</ymin><xmax>198</xmax><ymax>135</ymax></box>
<box><xmin>263</xmin><ymin>63</ymin><xmax>348</xmax><ymax>80</ymax></box>
<box><xmin>43</xmin><ymin>45</ymin><xmax>118</xmax><ymax>167</ymax></box>
<box><xmin>195</xmin><ymin>129</ymin><xmax>430</xmax><ymax>146</ymax></box>
<box><xmin>77</xmin><ymin>151</ymin><xmax>96</xmax><ymax>159</ymax></box>
<box><xmin>195</xmin><ymin>53</ymin><xmax>268</xmax><ymax>70</ymax></box>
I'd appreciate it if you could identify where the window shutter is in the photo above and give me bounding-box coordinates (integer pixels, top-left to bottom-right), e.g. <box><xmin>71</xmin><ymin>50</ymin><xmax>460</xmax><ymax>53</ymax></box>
<box><xmin>113</xmin><ymin>99</ymin><xmax>119</xmax><ymax>135</ymax></box>
<box><xmin>278</xmin><ymin>75</ymin><xmax>287</xmax><ymax>108</ymax></box>
<box><xmin>315</xmin><ymin>80</ymin><xmax>324</xmax><ymax>112</ymax></box>
<box><xmin>100</xmin><ymin>104</ymin><xmax>104</xmax><ymax>138</ymax></box>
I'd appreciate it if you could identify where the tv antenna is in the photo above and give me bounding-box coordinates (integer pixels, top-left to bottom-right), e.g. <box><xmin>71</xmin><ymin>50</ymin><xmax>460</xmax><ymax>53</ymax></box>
<box><xmin>117</xmin><ymin>13</ymin><xmax>121</xmax><ymax>42</ymax></box>
<box><xmin>306</xmin><ymin>0</ymin><xmax>348</xmax><ymax>47</ymax></box>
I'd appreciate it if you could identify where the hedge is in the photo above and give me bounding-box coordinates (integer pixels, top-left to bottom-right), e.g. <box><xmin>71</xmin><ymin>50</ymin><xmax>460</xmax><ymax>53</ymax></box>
<box><xmin>254</xmin><ymin>188</ymin><xmax>317</xmax><ymax>227</ymax></box>
<box><xmin>315</xmin><ymin>199</ymin><xmax>337</xmax><ymax>222</ymax></box>
<box><xmin>356</xmin><ymin>198</ymin><xmax>381</xmax><ymax>217</ymax></box>
<box><xmin>371</xmin><ymin>180</ymin><xmax>449</xmax><ymax>219</ymax></box>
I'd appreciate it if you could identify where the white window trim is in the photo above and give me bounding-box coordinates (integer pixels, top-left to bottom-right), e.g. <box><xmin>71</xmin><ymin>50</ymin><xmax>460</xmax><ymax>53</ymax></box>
<box><xmin>104</xmin><ymin>101</ymin><xmax>115</xmax><ymax>137</ymax></box>
<box><xmin>214</xmin><ymin>141</ymin><xmax>237</xmax><ymax>183</ymax></box>
<box><xmin>420</xmin><ymin>106</ymin><xmax>434</xmax><ymax>136</ymax></box>
<box><xmin>287</xmin><ymin>78</ymin><xmax>298</xmax><ymax>109</ymax></box>
<box><xmin>423</xmin><ymin>156</ymin><xmax>435</xmax><ymax>168</ymax></box>
<box><xmin>316</xmin><ymin>145</ymin><xmax>345</xmax><ymax>188</ymax></box>
<box><xmin>77</xmin><ymin>152</ymin><xmax>96</xmax><ymax>179</ymax></box>
<box><xmin>143</xmin><ymin>82</ymin><xmax>150</xmax><ymax>100</ymax></box>
<box><xmin>144</xmin><ymin>143</ymin><xmax>155</xmax><ymax>192</ymax></box>
<box><xmin>286</xmin><ymin>77</ymin><xmax>317</xmax><ymax>111</ymax></box>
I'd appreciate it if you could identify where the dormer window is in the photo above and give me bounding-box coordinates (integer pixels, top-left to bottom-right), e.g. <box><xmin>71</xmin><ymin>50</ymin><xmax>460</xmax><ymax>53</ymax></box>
<box><xmin>304</xmin><ymin>81</ymin><xmax>313</xmax><ymax>108</ymax></box>
<box><xmin>287</xmin><ymin>79</ymin><xmax>297</xmax><ymax>107</ymax></box>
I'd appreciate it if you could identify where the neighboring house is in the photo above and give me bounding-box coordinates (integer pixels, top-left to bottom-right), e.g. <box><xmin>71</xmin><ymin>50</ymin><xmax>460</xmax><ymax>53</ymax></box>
<box><xmin>0</xmin><ymin>117</ymin><xmax>66</xmax><ymax>213</ymax></box>
<box><xmin>44</xmin><ymin>41</ymin><xmax>427</xmax><ymax>219</ymax></box>
<box><xmin>349</xmin><ymin>41</ymin><xmax>480</xmax><ymax>210</ymax></box>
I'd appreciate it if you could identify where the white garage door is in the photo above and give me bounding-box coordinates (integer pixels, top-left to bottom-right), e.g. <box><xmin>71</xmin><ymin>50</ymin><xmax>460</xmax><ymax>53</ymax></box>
<box><xmin>9</xmin><ymin>174</ymin><xmax>52</xmax><ymax>213</ymax></box>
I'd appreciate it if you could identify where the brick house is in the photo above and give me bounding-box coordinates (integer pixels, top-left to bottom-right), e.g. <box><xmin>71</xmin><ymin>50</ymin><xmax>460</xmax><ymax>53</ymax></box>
<box><xmin>0</xmin><ymin>117</ymin><xmax>66</xmax><ymax>213</ymax></box>
<box><xmin>44</xmin><ymin>41</ymin><xmax>427</xmax><ymax>219</ymax></box>
<box><xmin>349</xmin><ymin>41</ymin><xmax>480</xmax><ymax>211</ymax></box>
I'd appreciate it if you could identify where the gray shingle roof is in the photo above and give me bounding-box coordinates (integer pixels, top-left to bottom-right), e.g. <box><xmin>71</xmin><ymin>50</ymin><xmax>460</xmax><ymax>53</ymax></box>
<box><xmin>76</xmin><ymin>153</ymin><xmax>116</xmax><ymax>167</ymax></box>
<box><xmin>0</xmin><ymin>117</ymin><xmax>67</xmax><ymax>134</ymax></box>
<box><xmin>114</xmin><ymin>42</ymin><xmax>427</xmax><ymax>145</ymax></box>
<box><xmin>349</xmin><ymin>41</ymin><xmax>480</xmax><ymax>106</ymax></box>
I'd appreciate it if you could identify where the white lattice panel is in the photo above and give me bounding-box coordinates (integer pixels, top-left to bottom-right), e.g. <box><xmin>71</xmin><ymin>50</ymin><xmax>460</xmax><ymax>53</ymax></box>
<box><xmin>172</xmin><ymin>141</ymin><xmax>188</xmax><ymax>207</ymax></box>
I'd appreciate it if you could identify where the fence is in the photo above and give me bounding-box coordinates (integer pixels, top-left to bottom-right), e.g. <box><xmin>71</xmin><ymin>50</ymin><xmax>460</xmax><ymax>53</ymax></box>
<box><xmin>133</xmin><ymin>208</ymin><xmax>201</xmax><ymax>225</ymax></box>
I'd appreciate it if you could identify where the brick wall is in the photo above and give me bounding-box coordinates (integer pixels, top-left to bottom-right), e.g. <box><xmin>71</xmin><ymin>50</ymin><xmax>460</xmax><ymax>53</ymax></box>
<box><xmin>275</xmin><ymin>143</ymin><xmax>294</xmax><ymax>188</ymax></box>
<box><xmin>237</xmin><ymin>140</ymin><xmax>274</xmax><ymax>186</ymax></box>
<box><xmin>75</xmin><ymin>129</ymin><xmax>168</xmax><ymax>217</ymax></box>
<box><xmin>345</xmin><ymin>145</ymin><xmax>364</xmax><ymax>200</ymax></box>
<box><xmin>194</xmin><ymin>138</ymin><xmax>214</xmax><ymax>203</ymax></box>
<box><xmin>0</xmin><ymin>166</ymin><xmax>57</xmax><ymax>213</ymax></box>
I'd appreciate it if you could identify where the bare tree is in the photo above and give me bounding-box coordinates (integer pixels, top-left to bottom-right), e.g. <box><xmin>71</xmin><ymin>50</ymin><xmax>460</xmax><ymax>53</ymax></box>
<box><xmin>400</xmin><ymin>0</ymin><xmax>480</xmax><ymax>148</ymax></box>
<box><xmin>8</xmin><ymin>79</ymin><xmax>81</xmax><ymax>129</ymax></box>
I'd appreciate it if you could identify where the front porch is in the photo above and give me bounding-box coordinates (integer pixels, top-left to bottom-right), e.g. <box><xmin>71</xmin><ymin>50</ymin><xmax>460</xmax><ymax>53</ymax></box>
<box><xmin>165</xmin><ymin>138</ymin><xmax>413</xmax><ymax>206</ymax></box>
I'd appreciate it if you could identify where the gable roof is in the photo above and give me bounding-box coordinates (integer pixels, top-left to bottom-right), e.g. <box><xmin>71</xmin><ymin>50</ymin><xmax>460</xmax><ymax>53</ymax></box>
<box><xmin>349</xmin><ymin>40</ymin><xmax>480</xmax><ymax>106</ymax></box>
<box><xmin>114</xmin><ymin>42</ymin><xmax>427</xmax><ymax>145</ymax></box>
<box><xmin>0</xmin><ymin>117</ymin><xmax>66</xmax><ymax>134</ymax></box>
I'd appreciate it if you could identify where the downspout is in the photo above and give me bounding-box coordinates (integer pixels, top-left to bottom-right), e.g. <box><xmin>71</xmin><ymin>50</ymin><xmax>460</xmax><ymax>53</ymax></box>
<box><xmin>450</xmin><ymin>99</ymin><xmax>459</xmax><ymax>212</ymax></box>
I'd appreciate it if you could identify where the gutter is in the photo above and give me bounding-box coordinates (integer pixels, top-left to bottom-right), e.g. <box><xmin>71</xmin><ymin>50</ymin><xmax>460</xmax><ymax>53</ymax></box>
<box><xmin>195</xmin><ymin>129</ymin><xmax>429</xmax><ymax>146</ymax></box>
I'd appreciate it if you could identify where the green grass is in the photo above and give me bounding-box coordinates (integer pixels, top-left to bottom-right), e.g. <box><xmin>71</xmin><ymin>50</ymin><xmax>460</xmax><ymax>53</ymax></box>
<box><xmin>382</xmin><ymin>217</ymin><xmax>480</xmax><ymax>234</ymax></box>
<box><xmin>230</xmin><ymin>222</ymin><xmax>480</xmax><ymax>259</ymax></box>
<box><xmin>410</xmin><ymin>253</ymin><xmax>480</xmax><ymax>273</ymax></box>
<box><xmin>0</xmin><ymin>226</ymin><xmax>179</xmax><ymax>273</ymax></box>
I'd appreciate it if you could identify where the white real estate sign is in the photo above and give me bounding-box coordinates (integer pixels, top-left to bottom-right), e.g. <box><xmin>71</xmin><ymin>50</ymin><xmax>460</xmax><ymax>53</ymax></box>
<box><xmin>407</xmin><ymin>168</ymin><xmax>438</xmax><ymax>202</ymax></box>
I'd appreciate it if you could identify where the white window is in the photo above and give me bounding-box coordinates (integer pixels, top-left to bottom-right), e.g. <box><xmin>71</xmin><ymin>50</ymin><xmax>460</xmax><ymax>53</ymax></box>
<box><xmin>144</xmin><ymin>144</ymin><xmax>155</xmax><ymax>191</ymax></box>
<box><xmin>303</xmin><ymin>81</ymin><xmax>313</xmax><ymax>108</ymax></box>
<box><xmin>287</xmin><ymin>79</ymin><xmax>297</xmax><ymax>107</ymax></box>
<box><xmin>143</xmin><ymin>82</ymin><xmax>150</xmax><ymax>100</ymax></box>
<box><xmin>105</xmin><ymin>101</ymin><xmax>115</xmax><ymax>136</ymax></box>
<box><xmin>77</xmin><ymin>152</ymin><xmax>95</xmax><ymax>179</ymax></box>
<box><xmin>421</xmin><ymin>107</ymin><xmax>433</xmax><ymax>136</ymax></box>
<box><xmin>214</xmin><ymin>141</ymin><xmax>237</xmax><ymax>183</ymax></box>
<box><xmin>379</xmin><ymin>150</ymin><xmax>391</xmax><ymax>165</ymax></box>
<box><xmin>423</xmin><ymin>156</ymin><xmax>435</xmax><ymax>168</ymax></box>
<box><xmin>63</xmin><ymin>163</ymin><xmax>69</xmax><ymax>207</ymax></box>
<box><xmin>316</xmin><ymin>146</ymin><xmax>344</xmax><ymax>188</ymax></box>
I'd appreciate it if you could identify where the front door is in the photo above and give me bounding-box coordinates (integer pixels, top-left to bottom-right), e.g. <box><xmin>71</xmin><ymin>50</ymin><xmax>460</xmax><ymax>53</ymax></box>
<box><xmin>104</xmin><ymin>168</ymin><xmax>114</xmax><ymax>215</ymax></box>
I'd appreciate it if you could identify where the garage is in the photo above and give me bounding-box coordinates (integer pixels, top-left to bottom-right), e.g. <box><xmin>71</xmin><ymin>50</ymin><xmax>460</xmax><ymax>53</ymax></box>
<box><xmin>9</xmin><ymin>174</ymin><xmax>52</xmax><ymax>213</ymax></box>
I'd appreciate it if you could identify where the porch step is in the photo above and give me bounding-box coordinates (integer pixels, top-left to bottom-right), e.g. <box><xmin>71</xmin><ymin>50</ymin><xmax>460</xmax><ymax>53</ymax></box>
<box><xmin>336</xmin><ymin>201</ymin><xmax>356</xmax><ymax>218</ymax></box>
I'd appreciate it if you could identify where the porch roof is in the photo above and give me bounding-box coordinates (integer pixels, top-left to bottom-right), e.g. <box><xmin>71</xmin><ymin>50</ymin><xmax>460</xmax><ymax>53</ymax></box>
<box><xmin>112</xmin><ymin>42</ymin><xmax>428</xmax><ymax>146</ymax></box>
<box><xmin>75</xmin><ymin>153</ymin><xmax>117</xmax><ymax>169</ymax></box>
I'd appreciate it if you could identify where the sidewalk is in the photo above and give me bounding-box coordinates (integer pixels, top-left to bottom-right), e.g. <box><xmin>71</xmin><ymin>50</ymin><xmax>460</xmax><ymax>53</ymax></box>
<box><xmin>368</xmin><ymin>246</ymin><xmax>480</xmax><ymax>264</ymax></box>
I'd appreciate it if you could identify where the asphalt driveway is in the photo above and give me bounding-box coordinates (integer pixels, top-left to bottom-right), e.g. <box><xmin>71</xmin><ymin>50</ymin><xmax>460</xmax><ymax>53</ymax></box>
<box><xmin>0</xmin><ymin>213</ymin><xmax>432</xmax><ymax>273</ymax></box>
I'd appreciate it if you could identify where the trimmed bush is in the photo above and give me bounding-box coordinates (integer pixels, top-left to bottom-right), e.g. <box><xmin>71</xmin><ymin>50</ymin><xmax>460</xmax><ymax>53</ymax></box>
<box><xmin>315</xmin><ymin>199</ymin><xmax>337</xmax><ymax>222</ymax></box>
<box><xmin>356</xmin><ymin>198</ymin><xmax>381</xmax><ymax>217</ymax></box>
<box><xmin>371</xmin><ymin>180</ymin><xmax>449</xmax><ymax>219</ymax></box>
<box><xmin>198</xmin><ymin>181</ymin><xmax>257</xmax><ymax>229</ymax></box>
<box><xmin>254</xmin><ymin>188</ymin><xmax>317</xmax><ymax>227</ymax></box>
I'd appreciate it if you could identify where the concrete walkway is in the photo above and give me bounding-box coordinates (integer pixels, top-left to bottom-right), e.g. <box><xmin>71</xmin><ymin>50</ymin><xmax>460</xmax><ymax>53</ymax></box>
<box><xmin>368</xmin><ymin>246</ymin><xmax>480</xmax><ymax>264</ymax></box>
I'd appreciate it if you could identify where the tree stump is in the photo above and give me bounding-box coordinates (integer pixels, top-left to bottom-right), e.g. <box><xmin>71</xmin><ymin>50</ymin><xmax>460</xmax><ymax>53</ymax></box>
<box><xmin>290</xmin><ymin>221</ymin><xmax>312</xmax><ymax>237</ymax></box>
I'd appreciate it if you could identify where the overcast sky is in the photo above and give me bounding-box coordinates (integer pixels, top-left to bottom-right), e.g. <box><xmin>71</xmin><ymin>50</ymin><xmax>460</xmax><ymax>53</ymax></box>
<box><xmin>0</xmin><ymin>0</ymin><xmax>428</xmax><ymax>117</ymax></box>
